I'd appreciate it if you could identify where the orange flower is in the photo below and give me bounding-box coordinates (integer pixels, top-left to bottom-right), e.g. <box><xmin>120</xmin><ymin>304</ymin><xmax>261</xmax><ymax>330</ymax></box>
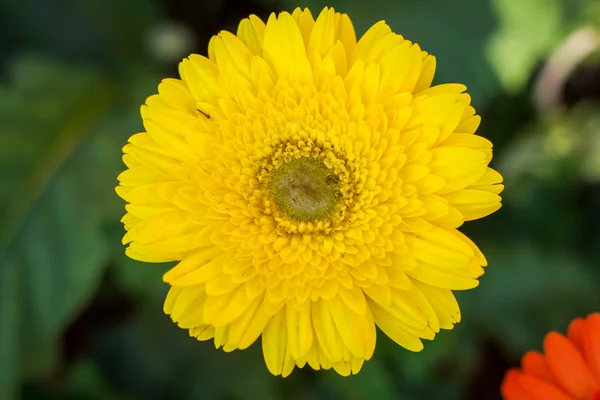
<box><xmin>501</xmin><ymin>313</ymin><xmax>600</xmax><ymax>400</ymax></box>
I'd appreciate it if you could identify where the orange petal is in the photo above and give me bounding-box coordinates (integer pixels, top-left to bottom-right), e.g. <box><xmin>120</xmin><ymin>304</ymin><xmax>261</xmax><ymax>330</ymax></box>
<box><xmin>582</xmin><ymin>313</ymin><xmax>600</xmax><ymax>383</ymax></box>
<box><xmin>522</xmin><ymin>351</ymin><xmax>554</xmax><ymax>383</ymax></box>
<box><xmin>567</xmin><ymin>317</ymin><xmax>585</xmax><ymax>352</ymax></box>
<box><xmin>501</xmin><ymin>369</ymin><xmax>574</xmax><ymax>400</ymax></box>
<box><xmin>519</xmin><ymin>373</ymin><xmax>577</xmax><ymax>400</ymax></box>
<box><xmin>544</xmin><ymin>332</ymin><xmax>599</xmax><ymax>399</ymax></box>
<box><xmin>502</xmin><ymin>369</ymin><xmax>536</xmax><ymax>400</ymax></box>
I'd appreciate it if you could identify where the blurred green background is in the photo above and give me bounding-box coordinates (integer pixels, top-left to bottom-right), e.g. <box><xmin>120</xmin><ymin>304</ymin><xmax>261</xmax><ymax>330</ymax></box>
<box><xmin>1</xmin><ymin>0</ymin><xmax>600</xmax><ymax>399</ymax></box>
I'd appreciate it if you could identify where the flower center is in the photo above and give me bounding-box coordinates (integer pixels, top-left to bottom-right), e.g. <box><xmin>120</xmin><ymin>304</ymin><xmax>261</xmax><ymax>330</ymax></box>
<box><xmin>269</xmin><ymin>157</ymin><xmax>341</xmax><ymax>222</ymax></box>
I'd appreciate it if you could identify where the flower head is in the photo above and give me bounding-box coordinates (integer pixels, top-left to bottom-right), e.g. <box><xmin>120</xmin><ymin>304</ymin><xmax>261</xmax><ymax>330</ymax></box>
<box><xmin>117</xmin><ymin>7</ymin><xmax>503</xmax><ymax>376</ymax></box>
<box><xmin>501</xmin><ymin>313</ymin><xmax>600</xmax><ymax>400</ymax></box>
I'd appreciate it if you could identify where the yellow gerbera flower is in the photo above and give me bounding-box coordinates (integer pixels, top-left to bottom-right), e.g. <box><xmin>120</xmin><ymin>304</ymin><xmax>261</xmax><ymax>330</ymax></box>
<box><xmin>116</xmin><ymin>7</ymin><xmax>503</xmax><ymax>377</ymax></box>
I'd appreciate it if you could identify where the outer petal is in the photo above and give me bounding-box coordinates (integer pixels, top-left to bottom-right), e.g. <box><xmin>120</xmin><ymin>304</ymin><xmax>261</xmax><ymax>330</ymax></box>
<box><xmin>237</xmin><ymin>15</ymin><xmax>266</xmax><ymax>55</ymax></box>
<box><xmin>263</xmin><ymin>12</ymin><xmax>313</xmax><ymax>84</ymax></box>
<box><xmin>582</xmin><ymin>313</ymin><xmax>600</xmax><ymax>382</ymax></box>
<box><xmin>291</xmin><ymin>7</ymin><xmax>315</xmax><ymax>46</ymax></box>
<box><xmin>501</xmin><ymin>369</ymin><xmax>574</xmax><ymax>400</ymax></box>
<box><xmin>522</xmin><ymin>351</ymin><xmax>555</xmax><ymax>383</ymax></box>
<box><xmin>544</xmin><ymin>332</ymin><xmax>600</xmax><ymax>399</ymax></box>
<box><xmin>262</xmin><ymin>309</ymin><xmax>295</xmax><ymax>377</ymax></box>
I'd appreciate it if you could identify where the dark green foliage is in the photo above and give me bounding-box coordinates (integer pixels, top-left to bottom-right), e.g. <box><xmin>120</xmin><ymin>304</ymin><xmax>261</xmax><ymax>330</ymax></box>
<box><xmin>1</xmin><ymin>0</ymin><xmax>600</xmax><ymax>399</ymax></box>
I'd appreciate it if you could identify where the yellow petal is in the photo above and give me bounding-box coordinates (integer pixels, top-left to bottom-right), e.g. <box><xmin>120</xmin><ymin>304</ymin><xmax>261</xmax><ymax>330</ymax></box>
<box><xmin>164</xmin><ymin>286</ymin><xmax>183</xmax><ymax>314</ymax></box>
<box><xmin>263</xmin><ymin>12</ymin><xmax>312</xmax><ymax>84</ymax></box>
<box><xmin>205</xmin><ymin>274</ymin><xmax>240</xmax><ymax>296</ymax></box>
<box><xmin>237</xmin><ymin>15</ymin><xmax>266</xmax><ymax>55</ymax></box>
<box><xmin>413</xmin><ymin>281</ymin><xmax>461</xmax><ymax>329</ymax></box>
<box><xmin>285</xmin><ymin>303</ymin><xmax>313</xmax><ymax>359</ymax></box>
<box><xmin>414</xmin><ymin>54</ymin><xmax>436</xmax><ymax>93</ymax></box>
<box><xmin>442</xmin><ymin>133</ymin><xmax>492</xmax><ymax>149</ymax></box>
<box><xmin>456</xmin><ymin>115</ymin><xmax>481</xmax><ymax>133</ymax></box>
<box><xmin>378</xmin><ymin>42</ymin><xmax>422</xmax><ymax>99</ymax></box>
<box><xmin>179</xmin><ymin>55</ymin><xmax>222</xmax><ymax>105</ymax></box>
<box><xmin>211</xmin><ymin>31</ymin><xmax>254</xmax><ymax>82</ymax></box>
<box><xmin>117</xmin><ymin>163</ymin><xmax>165</xmax><ymax>187</ymax></box>
<box><xmin>446</xmin><ymin>189</ymin><xmax>502</xmax><ymax>221</ymax></box>
<box><xmin>225</xmin><ymin>294</ymin><xmax>263</xmax><ymax>349</ymax></box>
<box><xmin>361</xmin><ymin>63</ymin><xmax>380</xmax><ymax>105</ymax></box>
<box><xmin>211</xmin><ymin>285</ymin><xmax>253</xmax><ymax>326</ymax></box>
<box><xmin>371</xmin><ymin>303</ymin><xmax>424</xmax><ymax>352</ymax></box>
<box><xmin>362</xmin><ymin>283</ymin><xmax>392</xmax><ymax>308</ymax></box>
<box><xmin>328</xmin><ymin>296</ymin><xmax>376</xmax><ymax>359</ymax></box>
<box><xmin>408</xmin><ymin>93</ymin><xmax>462</xmax><ymax>128</ymax></box>
<box><xmin>262</xmin><ymin>309</ymin><xmax>290</xmax><ymax>376</ymax></box>
<box><xmin>337</xmin><ymin>285</ymin><xmax>367</xmax><ymax>314</ymax></box>
<box><xmin>214</xmin><ymin>325</ymin><xmax>229</xmax><ymax>349</ymax></box>
<box><xmin>190</xmin><ymin>325</ymin><xmax>215</xmax><ymax>341</ymax></box>
<box><xmin>291</xmin><ymin>7</ymin><xmax>315</xmax><ymax>46</ymax></box>
<box><xmin>169</xmin><ymin>286</ymin><xmax>205</xmax><ymax>323</ymax></box>
<box><xmin>141</xmin><ymin>112</ymin><xmax>199</xmax><ymax>160</ymax></box>
<box><xmin>332</xmin><ymin>361</ymin><xmax>352</xmax><ymax>376</ymax></box>
<box><xmin>404</xmin><ymin>284</ymin><xmax>440</xmax><ymax>333</ymax></box>
<box><xmin>311</xmin><ymin>299</ymin><xmax>344</xmax><ymax>363</ymax></box>
<box><xmin>176</xmin><ymin>294</ymin><xmax>208</xmax><ymax>329</ymax></box>
<box><xmin>157</xmin><ymin>78</ymin><xmax>196</xmax><ymax>114</ymax></box>
<box><xmin>124</xmin><ymin>245</ymin><xmax>175</xmax><ymax>262</ymax></box>
<box><xmin>385</xmin><ymin>288</ymin><xmax>429</xmax><ymax>330</ymax></box>
<box><xmin>473</xmin><ymin>167</ymin><xmax>504</xmax><ymax>186</ymax></box>
<box><xmin>429</xmin><ymin>147</ymin><xmax>488</xmax><ymax>193</ymax></box>
<box><xmin>417</xmin><ymin>226</ymin><xmax>475</xmax><ymax>258</ymax></box>
<box><xmin>238</xmin><ymin>295</ymin><xmax>272</xmax><ymax>349</ymax></box>
<box><xmin>407</xmin><ymin>263</ymin><xmax>480</xmax><ymax>290</ymax></box>
<box><xmin>406</xmin><ymin>233</ymin><xmax>471</xmax><ymax>269</ymax></box>
<box><xmin>335</xmin><ymin>12</ymin><xmax>356</xmax><ymax>60</ymax></box>
<box><xmin>387</xmin><ymin>267</ymin><xmax>413</xmax><ymax>289</ymax></box>
<box><xmin>352</xmin><ymin>22</ymin><xmax>395</xmax><ymax>65</ymax></box>
<box><xmin>308</xmin><ymin>7</ymin><xmax>337</xmax><ymax>58</ymax></box>
<box><xmin>163</xmin><ymin>247</ymin><xmax>225</xmax><ymax>284</ymax></box>
<box><xmin>451</xmin><ymin>229</ymin><xmax>488</xmax><ymax>266</ymax></box>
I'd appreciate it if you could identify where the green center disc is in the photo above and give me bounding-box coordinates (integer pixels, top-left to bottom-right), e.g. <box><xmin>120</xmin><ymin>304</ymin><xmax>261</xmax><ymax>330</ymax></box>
<box><xmin>269</xmin><ymin>157</ymin><xmax>341</xmax><ymax>222</ymax></box>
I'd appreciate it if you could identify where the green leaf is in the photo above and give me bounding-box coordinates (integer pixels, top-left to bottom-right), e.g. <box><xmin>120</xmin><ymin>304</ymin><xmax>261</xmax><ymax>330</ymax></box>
<box><xmin>487</xmin><ymin>0</ymin><xmax>565</xmax><ymax>92</ymax></box>
<box><xmin>281</xmin><ymin>0</ymin><xmax>500</xmax><ymax>106</ymax></box>
<box><xmin>486</xmin><ymin>0</ymin><xmax>596</xmax><ymax>93</ymax></box>
<box><xmin>0</xmin><ymin>259</ymin><xmax>20</xmax><ymax>400</ymax></box>
<box><xmin>0</xmin><ymin>55</ymin><xmax>115</xmax><ymax>399</ymax></box>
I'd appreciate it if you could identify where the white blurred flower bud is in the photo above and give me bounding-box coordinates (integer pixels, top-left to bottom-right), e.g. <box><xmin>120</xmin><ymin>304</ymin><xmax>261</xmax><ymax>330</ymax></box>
<box><xmin>148</xmin><ymin>21</ymin><xmax>196</xmax><ymax>63</ymax></box>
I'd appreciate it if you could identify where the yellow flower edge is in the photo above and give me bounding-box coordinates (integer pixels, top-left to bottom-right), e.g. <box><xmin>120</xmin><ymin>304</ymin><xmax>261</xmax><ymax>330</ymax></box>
<box><xmin>116</xmin><ymin>7</ymin><xmax>504</xmax><ymax>377</ymax></box>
